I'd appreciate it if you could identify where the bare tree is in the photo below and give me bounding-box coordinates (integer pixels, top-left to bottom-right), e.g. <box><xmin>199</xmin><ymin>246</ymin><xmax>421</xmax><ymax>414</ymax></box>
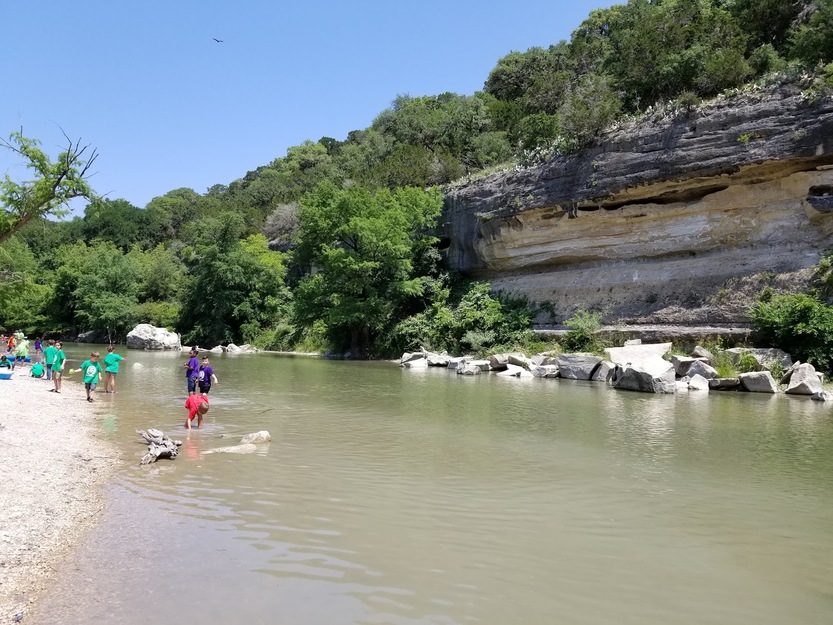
<box><xmin>0</xmin><ymin>130</ymin><xmax>98</xmax><ymax>243</ymax></box>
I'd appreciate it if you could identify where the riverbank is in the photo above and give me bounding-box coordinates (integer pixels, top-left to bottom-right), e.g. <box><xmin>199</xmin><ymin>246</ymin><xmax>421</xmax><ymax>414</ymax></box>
<box><xmin>0</xmin><ymin>374</ymin><xmax>119</xmax><ymax>622</ymax></box>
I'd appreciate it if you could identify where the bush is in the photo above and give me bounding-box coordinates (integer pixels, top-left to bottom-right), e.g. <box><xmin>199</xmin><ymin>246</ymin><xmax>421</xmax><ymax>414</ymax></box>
<box><xmin>561</xmin><ymin>309</ymin><xmax>603</xmax><ymax>353</ymax></box>
<box><xmin>713</xmin><ymin>351</ymin><xmax>737</xmax><ymax>378</ymax></box>
<box><xmin>736</xmin><ymin>351</ymin><xmax>759</xmax><ymax>373</ymax></box>
<box><xmin>750</xmin><ymin>293</ymin><xmax>833</xmax><ymax>374</ymax></box>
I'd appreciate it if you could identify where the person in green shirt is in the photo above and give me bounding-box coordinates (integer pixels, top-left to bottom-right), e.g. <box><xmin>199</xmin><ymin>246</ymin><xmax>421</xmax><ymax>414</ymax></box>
<box><xmin>0</xmin><ymin>355</ymin><xmax>11</xmax><ymax>369</ymax></box>
<box><xmin>13</xmin><ymin>337</ymin><xmax>29</xmax><ymax>370</ymax></box>
<box><xmin>30</xmin><ymin>362</ymin><xmax>44</xmax><ymax>378</ymax></box>
<box><xmin>44</xmin><ymin>339</ymin><xmax>57</xmax><ymax>380</ymax></box>
<box><xmin>51</xmin><ymin>342</ymin><xmax>66</xmax><ymax>393</ymax></box>
<box><xmin>79</xmin><ymin>351</ymin><xmax>103</xmax><ymax>402</ymax></box>
<box><xmin>103</xmin><ymin>344</ymin><xmax>126</xmax><ymax>393</ymax></box>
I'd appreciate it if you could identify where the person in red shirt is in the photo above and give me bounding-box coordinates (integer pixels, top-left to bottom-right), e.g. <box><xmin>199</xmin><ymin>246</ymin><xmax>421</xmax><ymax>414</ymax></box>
<box><xmin>184</xmin><ymin>394</ymin><xmax>209</xmax><ymax>429</ymax></box>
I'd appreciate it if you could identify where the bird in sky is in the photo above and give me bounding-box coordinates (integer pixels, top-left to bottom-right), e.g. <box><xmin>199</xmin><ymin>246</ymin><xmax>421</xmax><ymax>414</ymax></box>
<box><xmin>213</xmin><ymin>37</ymin><xmax>223</xmax><ymax>43</ymax></box>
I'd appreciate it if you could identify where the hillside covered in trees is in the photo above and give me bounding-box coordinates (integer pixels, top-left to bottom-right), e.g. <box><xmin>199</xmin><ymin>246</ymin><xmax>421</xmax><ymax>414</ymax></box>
<box><xmin>2</xmin><ymin>0</ymin><xmax>833</xmax><ymax>359</ymax></box>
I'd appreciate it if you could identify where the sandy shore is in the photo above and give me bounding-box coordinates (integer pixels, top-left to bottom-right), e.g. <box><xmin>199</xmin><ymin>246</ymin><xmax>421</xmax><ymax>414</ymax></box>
<box><xmin>0</xmin><ymin>373</ymin><xmax>119</xmax><ymax>622</ymax></box>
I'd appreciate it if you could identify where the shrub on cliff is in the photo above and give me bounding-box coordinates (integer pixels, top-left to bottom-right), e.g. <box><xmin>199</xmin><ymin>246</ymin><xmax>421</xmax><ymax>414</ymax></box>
<box><xmin>750</xmin><ymin>293</ymin><xmax>833</xmax><ymax>374</ymax></box>
<box><xmin>561</xmin><ymin>309</ymin><xmax>603</xmax><ymax>353</ymax></box>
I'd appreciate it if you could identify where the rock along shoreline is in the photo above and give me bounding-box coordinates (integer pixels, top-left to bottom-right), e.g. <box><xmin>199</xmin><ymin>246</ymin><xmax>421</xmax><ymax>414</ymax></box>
<box><xmin>0</xmin><ymin>374</ymin><xmax>119</xmax><ymax>622</ymax></box>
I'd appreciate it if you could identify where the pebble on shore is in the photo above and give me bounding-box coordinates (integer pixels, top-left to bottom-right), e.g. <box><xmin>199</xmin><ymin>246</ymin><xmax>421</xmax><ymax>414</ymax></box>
<box><xmin>0</xmin><ymin>373</ymin><xmax>118</xmax><ymax>621</ymax></box>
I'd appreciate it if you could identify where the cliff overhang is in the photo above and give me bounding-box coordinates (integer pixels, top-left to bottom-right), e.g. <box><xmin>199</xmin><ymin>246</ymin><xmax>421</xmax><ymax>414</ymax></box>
<box><xmin>442</xmin><ymin>85</ymin><xmax>833</xmax><ymax>326</ymax></box>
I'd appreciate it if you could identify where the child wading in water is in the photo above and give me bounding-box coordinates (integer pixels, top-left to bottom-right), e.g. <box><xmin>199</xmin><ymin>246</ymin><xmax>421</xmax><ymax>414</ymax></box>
<box><xmin>103</xmin><ymin>344</ymin><xmax>126</xmax><ymax>393</ymax></box>
<box><xmin>79</xmin><ymin>351</ymin><xmax>103</xmax><ymax>402</ymax></box>
<box><xmin>184</xmin><ymin>394</ymin><xmax>209</xmax><ymax>429</ymax></box>
<box><xmin>198</xmin><ymin>357</ymin><xmax>218</xmax><ymax>394</ymax></box>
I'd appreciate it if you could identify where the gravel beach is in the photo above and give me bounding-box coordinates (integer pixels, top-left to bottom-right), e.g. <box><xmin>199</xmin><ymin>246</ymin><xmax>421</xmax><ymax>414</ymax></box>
<box><xmin>0</xmin><ymin>373</ymin><xmax>118</xmax><ymax>622</ymax></box>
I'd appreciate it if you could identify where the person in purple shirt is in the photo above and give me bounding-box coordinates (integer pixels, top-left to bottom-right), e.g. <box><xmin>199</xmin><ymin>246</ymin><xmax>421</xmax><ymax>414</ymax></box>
<box><xmin>183</xmin><ymin>348</ymin><xmax>200</xmax><ymax>395</ymax></box>
<box><xmin>198</xmin><ymin>356</ymin><xmax>219</xmax><ymax>394</ymax></box>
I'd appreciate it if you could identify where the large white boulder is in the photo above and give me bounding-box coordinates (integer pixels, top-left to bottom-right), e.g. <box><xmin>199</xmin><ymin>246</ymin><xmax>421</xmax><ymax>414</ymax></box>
<box><xmin>126</xmin><ymin>324</ymin><xmax>181</xmax><ymax>351</ymax></box>
<box><xmin>604</xmin><ymin>342</ymin><xmax>672</xmax><ymax>367</ymax></box>
<box><xmin>613</xmin><ymin>359</ymin><xmax>676</xmax><ymax>394</ymax></box>
<box><xmin>739</xmin><ymin>371</ymin><xmax>778</xmax><ymax>393</ymax></box>
<box><xmin>785</xmin><ymin>363</ymin><xmax>823</xmax><ymax>395</ymax></box>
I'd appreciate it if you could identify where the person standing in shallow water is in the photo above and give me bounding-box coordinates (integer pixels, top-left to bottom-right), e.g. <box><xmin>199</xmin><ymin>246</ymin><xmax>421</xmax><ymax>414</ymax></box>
<box><xmin>103</xmin><ymin>344</ymin><xmax>126</xmax><ymax>393</ymax></box>
<box><xmin>198</xmin><ymin>356</ymin><xmax>218</xmax><ymax>395</ymax></box>
<box><xmin>184</xmin><ymin>348</ymin><xmax>200</xmax><ymax>396</ymax></box>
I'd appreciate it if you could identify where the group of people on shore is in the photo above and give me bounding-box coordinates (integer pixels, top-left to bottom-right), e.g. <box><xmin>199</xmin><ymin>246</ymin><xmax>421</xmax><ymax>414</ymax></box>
<box><xmin>1</xmin><ymin>333</ymin><xmax>127</xmax><ymax>401</ymax></box>
<box><xmin>183</xmin><ymin>348</ymin><xmax>218</xmax><ymax>429</ymax></box>
<box><xmin>3</xmin><ymin>334</ymin><xmax>220</xmax><ymax>427</ymax></box>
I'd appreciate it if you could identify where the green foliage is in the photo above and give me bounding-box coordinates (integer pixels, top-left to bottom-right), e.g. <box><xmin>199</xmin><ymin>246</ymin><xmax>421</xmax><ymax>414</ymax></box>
<box><xmin>136</xmin><ymin>301</ymin><xmax>180</xmax><ymax>329</ymax></box>
<box><xmin>561</xmin><ymin>309</ymin><xmax>603</xmax><ymax>352</ymax></box>
<box><xmin>788</xmin><ymin>0</ymin><xmax>833</xmax><ymax>66</ymax></box>
<box><xmin>294</xmin><ymin>183</ymin><xmax>443</xmax><ymax>357</ymax></box>
<box><xmin>0</xmin><ymin>236</ymin><xmax>50</xmax><ymax>332</ymax></box>
<box><xmin>179</xmin><ymin>214</ymin><xmax>290</xmax><ymax>347</ymax></box>
<box><xmin>557</xmin><ymin>74</ymin><xmax>621</xmax><ymax>147</ymax></box>
<box><xmin>750</xmin><ymin>293</ymin><xmax>833</xmax><ymax>374</ymax></box>
<box><xmin>380</xmin><ymin>281</ymin><xmax>534</xmax><ymax>356</ymax></box>
<box><xmin>736</xmin><ymin>351</ymin><xmax>759</xmax><ymax>373</ymax></box>
<box><xmin>713</xmin><ymin>351</ymin><xmax>737</xmax><ymax>378</ymax></box>
<box><xmin>82</xmin><ymin>198</ymin><xmax>153</xmax><ymax>250</ymax></box>
<box><xmin>516</xmin><ymin>113</ymin><xmax>560</xmax><ymax>150</ymax></box>
<box><xmin>1</xmin><ymin>132</ymin><xmax>97</xmax><ymax>244</ymax></box>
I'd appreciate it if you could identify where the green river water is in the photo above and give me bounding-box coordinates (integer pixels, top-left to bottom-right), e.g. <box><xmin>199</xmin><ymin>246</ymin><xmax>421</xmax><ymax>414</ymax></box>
<box><xmin>32</xmin><ymin>345</ymin><xmax>833</xmax><ymax>624</ymax></box>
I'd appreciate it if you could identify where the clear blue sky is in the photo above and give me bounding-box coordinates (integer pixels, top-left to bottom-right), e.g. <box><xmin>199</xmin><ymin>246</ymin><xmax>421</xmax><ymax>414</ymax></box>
<box><xmin>1</xmin><ymin>0</ymin><xmax>615</xmax><ymax>210</ymax></box>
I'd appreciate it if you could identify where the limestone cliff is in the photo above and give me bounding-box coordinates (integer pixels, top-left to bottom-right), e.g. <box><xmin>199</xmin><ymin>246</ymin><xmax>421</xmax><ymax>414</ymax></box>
<box><xmin>442</xmin><ymin>85</ymin><xmax>833</xmax><ymax>326</ymax></box>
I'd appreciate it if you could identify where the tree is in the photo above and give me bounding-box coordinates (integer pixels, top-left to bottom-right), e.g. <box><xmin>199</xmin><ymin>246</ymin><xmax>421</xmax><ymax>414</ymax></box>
<box><xmin>293</xmin><ymin>183</ymin><xmax>443</xmax><ymax>357</ymax></box>
<box><xmin>0</xmin><ymin>131</ymin><xmax>97</xmax><ymax>244</ymax></box>
<box><xmin>178</xmin><ymin>212</ymin><xmax>289</xmax><ymax>346</ymax></box>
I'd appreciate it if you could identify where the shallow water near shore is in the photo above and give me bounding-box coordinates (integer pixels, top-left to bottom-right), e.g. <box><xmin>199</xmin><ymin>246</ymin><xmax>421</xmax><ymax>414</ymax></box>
<box><xmin>33</xmin><ymin>345</ymin><xmax>833</xmax><ymax>624</ymax></box>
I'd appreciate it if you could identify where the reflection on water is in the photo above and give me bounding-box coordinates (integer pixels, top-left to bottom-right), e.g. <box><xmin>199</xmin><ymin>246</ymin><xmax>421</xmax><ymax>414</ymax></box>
<box><xmin>34</xmin><ymin>346</ymin><xmax>833</xmax><ymax>625</ymax></box>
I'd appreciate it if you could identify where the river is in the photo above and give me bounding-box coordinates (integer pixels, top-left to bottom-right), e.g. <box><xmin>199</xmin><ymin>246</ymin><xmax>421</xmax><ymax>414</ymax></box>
<box><xmin>33</xmin><ymin>345</ymin><xmax>833</xmax><ymax>624</ymax></box>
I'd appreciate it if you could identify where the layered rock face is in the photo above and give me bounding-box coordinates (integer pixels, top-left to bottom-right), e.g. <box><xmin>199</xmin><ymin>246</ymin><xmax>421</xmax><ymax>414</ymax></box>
<box><xmin>443</xmin><ymin>86</ymin><xmax>833</xmax><ymax>324</ymax></box>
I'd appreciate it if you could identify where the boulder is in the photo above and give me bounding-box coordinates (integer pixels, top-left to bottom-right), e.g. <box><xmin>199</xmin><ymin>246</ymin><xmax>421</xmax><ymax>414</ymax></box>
<box><xmin>785</xmin><ymin>363</ymin><xmax>823</xmax><ymax>395</ymax></box>
<box><xmin>446</xmin><ymin>357</ymin><xmax>467</xmax><ymax>370</ymax></box>
<box><xmin>780</xmin><ymin>361</ymin><xmax>801</xmax><ymax>384</ymax></box>
<box><xmin>590</xmin><ymin>361</ymin><xmax>615</xmax><ymax>382</ymax></box>
<box><xmin>226</xmin><ymin>343</ymin><xmax>241</xmax><ymax>353</ymax></box>
<box><xmin>456</xmin><ymin>362</ymin><xmax>482</xmax><ymax>375</ymax></box>
<box><xmin>691</xmin><ymin>345</ymin><xmax>714</xmax><ymax>363</ymax></box>
<box><xmin>402</xmin><ymin>358</ymin><xmax>428</xmax><ymax>368</ymax></box>
<box><xmin>126</xmin><ymin>324</ymin><xmax>181</xmax><ymax>351</ymax></box>
<box><xmin>203</xmin><ymin>443</ymin><xmax>258</xmax><ymax>455</ymax></box>
<box><xmin>613</xmin><ymin>359</ymin><xmax>676</xmax><ymax>394</ymax></box>
<box><xmin>507</xmin><ymin>353</ymin><xmax>531</xmax><ymax>368</ymax></box>
<box><xmin>556</xmin><ymin>353</ymin><xmax>603</xmax><ymax>380</ymax></box>
<box><xmin>687</xmin><ymin>360</ymin><xmax>718</xmax><ymax>379</ymax></box>
<box><xmin>530</xmin><ymin>353</ymin><xmax>558</xmax><ymax>366</ymax></box>
<box><xmin>401</xmin><ymin>352</ymin><xmax>426</xmax><ymax>365</ymax></box>
<box><xmin>738</xmin><ymin>371</ymin><xmax>778</xmax><ymax>393</ymax></box>
<box><xmin>426</xmin><ymin>352</ymin><xmax>451</xmax><ymax>367</ymax></box>
<box><xmin>709</xmin><ymin>377</ymin><xmax>741</xmax><ymax>390</ymax></box>
<box><xmin>488</xmin><ymin>353</ymin><xmax>510</xmax><ymax>371</ymax></box>
<box><xmin>470</xmin><ymin>359</ymin><xmax>491</xmax><ymax>372</ymax></box>
<box><xmin>604</xmin><ymin>342</ymin><xmax>672</xmax><ymax>367</ymax></box>
<box><xmin>531</xmin><ymin>365</ymin><xmax>560</xmax><ymax>378</ymax></box>
<box><xmin>671</xmin><ymin>355</ymin><xmax>699</xmax><ymax>377</ymax></box>
<box><xmin>240</xmin><ymin>431</ymin><xmax>272</xmax><ymax>444</ymax></box>
<box><xmin>496</xmin><ymin>364</ymin><xmax>533</xmax><ymax>378</ymax></box>
<box><xmin>725</xmin><ymin>348</ymin><xmax>792</xmax><ymax>371</ymax></box>
<box><xmin>208</xmin><ymin>345</ymin><xmax>223</xmax><ymax>353</ymax></box>
<box><xmin>688</xmin><ymin>374</ymin><xmax>710</xmax><ymax>391</ymax></box>
<box><xmin>811</xmin><ymin>391</ymin><xmax>833</xmax><ymax>401</ymax></box>
<box><xmin>77</xmin><ymin>330</ymin><xmax>109</xmax><ymax>343</ymax></box>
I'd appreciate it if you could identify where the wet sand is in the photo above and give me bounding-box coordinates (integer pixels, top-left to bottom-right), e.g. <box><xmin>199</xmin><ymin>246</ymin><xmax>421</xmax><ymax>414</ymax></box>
<box><xmin>0</xmin><ymin>373</ymin><xmax>118</xmax><ymax>622</ymax></box>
